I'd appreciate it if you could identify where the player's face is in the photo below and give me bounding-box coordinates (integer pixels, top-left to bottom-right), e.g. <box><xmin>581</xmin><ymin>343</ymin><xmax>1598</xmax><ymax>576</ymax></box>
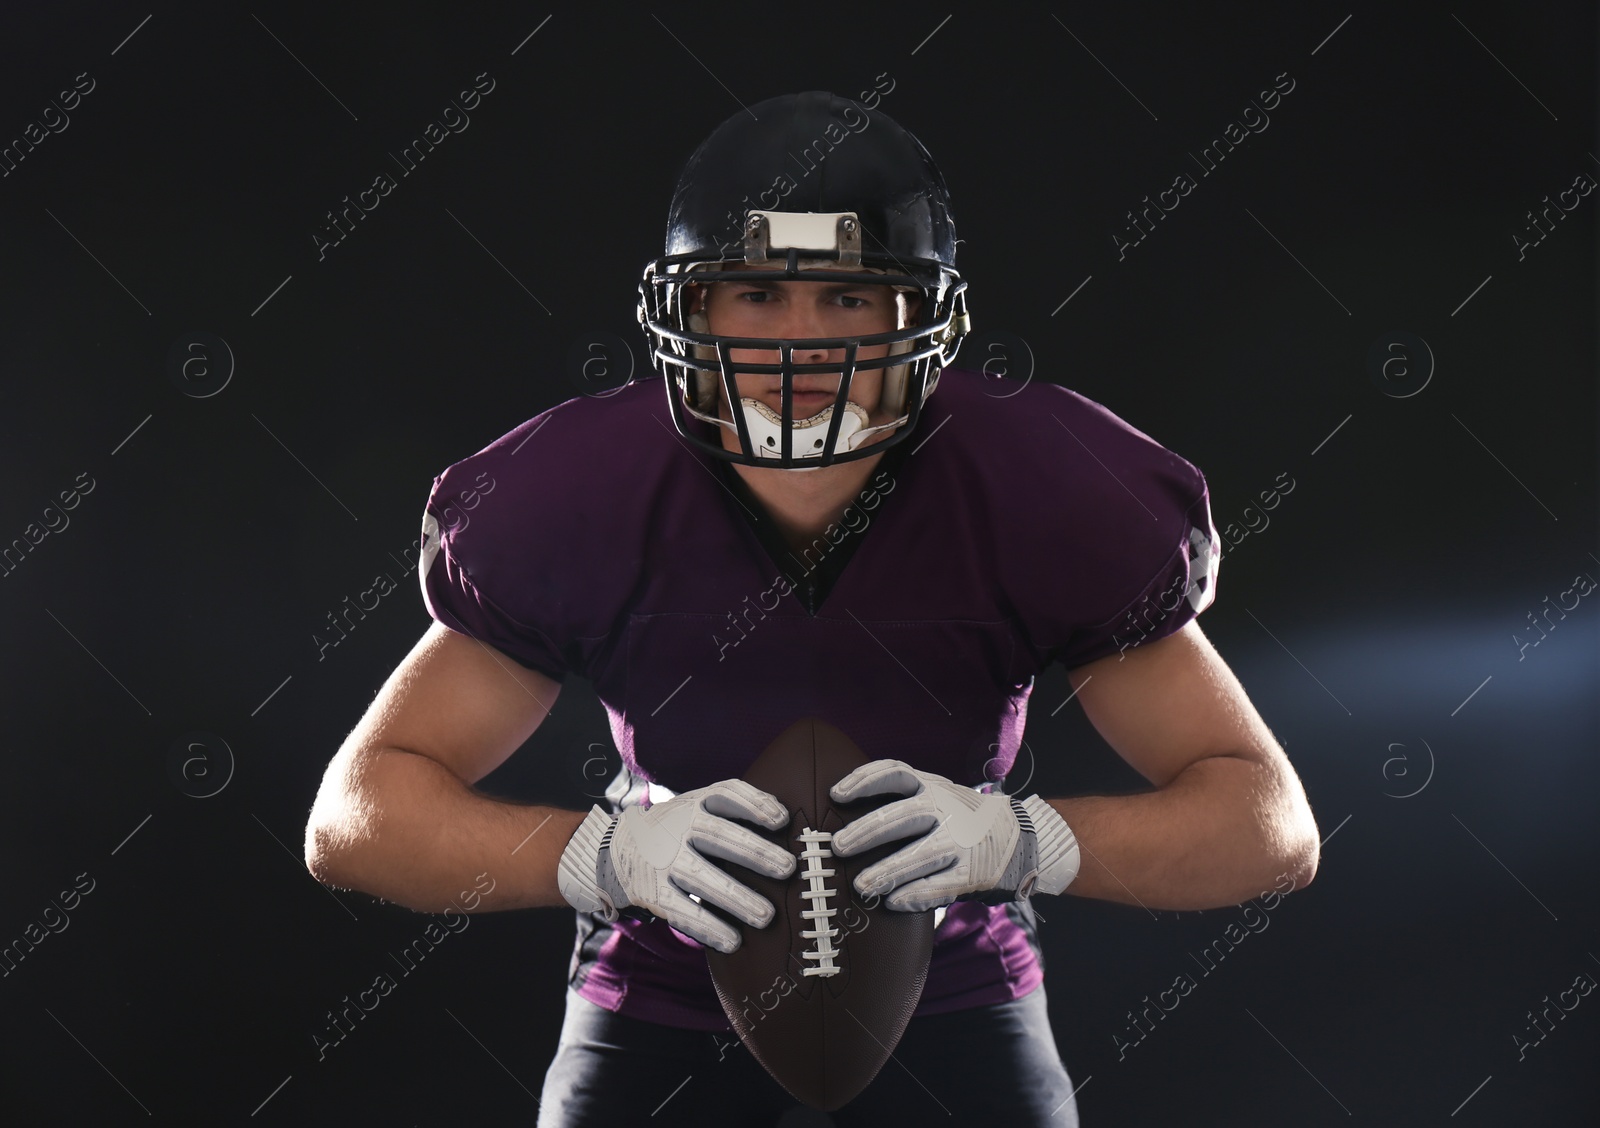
<box><xmin>690</xmin><ymin>264</ymin><xmax>921</xmax><ymax>436</ymax></box>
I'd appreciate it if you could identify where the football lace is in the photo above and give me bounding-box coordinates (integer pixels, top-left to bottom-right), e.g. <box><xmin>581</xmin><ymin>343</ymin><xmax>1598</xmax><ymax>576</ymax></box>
<box><xmin>795</xmin><ymin>828</ymin><xmax>842</xmax><ymax>977</ymax></box>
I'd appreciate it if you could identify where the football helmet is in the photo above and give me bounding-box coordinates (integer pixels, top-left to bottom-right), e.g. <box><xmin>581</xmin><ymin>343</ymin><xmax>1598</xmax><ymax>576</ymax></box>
<box><xmin>637</xmin><ymin>90</ymin><xmax>970</xmax><ymax>470</ymax></box>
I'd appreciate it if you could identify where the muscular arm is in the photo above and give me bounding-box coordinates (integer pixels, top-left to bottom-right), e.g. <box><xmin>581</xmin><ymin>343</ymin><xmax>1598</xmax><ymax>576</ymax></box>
<box><xmin>305</xmin><ymin>622</ymin><xmax>586</xmax><ymax>914</ymax></box>
<box><xmin>308</xmin><ymin>745</ymin><xmax>586</xmax><ymax>913</ymax></box>
<box><xmin>1047</xmin><ymin>620</ymin><xmax>1320</xmax><ymax>910</ymax></box>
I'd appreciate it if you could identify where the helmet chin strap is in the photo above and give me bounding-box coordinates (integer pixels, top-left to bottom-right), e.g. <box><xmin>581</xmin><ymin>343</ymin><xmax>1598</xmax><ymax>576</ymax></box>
<box><xmin>738</xmin><ymin>398</ymin><xmax>897</xmax><ymax>471</ymax></box>
<box><xmin>680</xmin><ymin>387</ymin><xmax>904</xmax><ymax>472</ymax></box>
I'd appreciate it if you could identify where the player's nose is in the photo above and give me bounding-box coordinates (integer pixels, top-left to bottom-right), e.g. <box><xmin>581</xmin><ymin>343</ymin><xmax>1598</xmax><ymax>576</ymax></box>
<box><xmin>769</xmin><ymin>290</ymin><xmax>838</xmax><ymax>354</ymax></box>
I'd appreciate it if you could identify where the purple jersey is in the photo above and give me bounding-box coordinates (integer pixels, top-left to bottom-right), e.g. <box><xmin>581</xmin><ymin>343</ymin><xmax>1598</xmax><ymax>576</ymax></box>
<box><xmin>419</xmin><ymin>366</ymin><xmax>1220</xmax><ymax>1031</ymax></box>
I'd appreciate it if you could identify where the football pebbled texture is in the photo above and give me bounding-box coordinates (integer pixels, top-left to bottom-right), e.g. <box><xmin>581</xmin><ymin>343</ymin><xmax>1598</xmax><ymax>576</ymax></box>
<box><xmin>704</xmin><ymin>717</ymin><xmax>935</xmax><ymax>1111</ymax></box>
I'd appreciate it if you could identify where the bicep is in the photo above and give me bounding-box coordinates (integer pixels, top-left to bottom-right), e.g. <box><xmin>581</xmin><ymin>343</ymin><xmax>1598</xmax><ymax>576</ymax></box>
<box><xmin>1064</xmin><ymin>619</ymin><xmax>1280</xmax><ymax>788</ymax></box>
<box><xmin>337</xmin><ymin>620</ymin><xmax>562</xmax><ymax>786</ymax></box>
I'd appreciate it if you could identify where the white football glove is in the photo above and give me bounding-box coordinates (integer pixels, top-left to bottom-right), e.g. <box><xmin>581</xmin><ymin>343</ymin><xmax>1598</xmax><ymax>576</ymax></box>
<box><xmin>828</xmin><ymin>760</ymin><xmax>1081</xmax><ymax>913</ymax></box>
<box><xmin>556</xmin><ymin>780</ymin><xmax>798</xmax><ymax>954</ymax></box>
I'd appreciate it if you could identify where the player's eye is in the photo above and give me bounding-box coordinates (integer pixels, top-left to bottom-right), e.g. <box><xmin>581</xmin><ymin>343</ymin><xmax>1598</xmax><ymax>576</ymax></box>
<box><xmin>736</xmin><ymin>290</ymin><xmax>772</xmax><ymax>303</ymax></box>
<box><xmin>836</xmin><ymin>294</ymin><xmax>868</xmax><ymax>308</ymax></box>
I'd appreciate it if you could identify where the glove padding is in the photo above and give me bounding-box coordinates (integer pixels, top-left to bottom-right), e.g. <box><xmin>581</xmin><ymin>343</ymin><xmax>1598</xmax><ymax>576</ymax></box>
<box><xmin>828</xmin><ymin>760</ymin><xmax>1080</xmax><ymax>913</ymax></box>
<box><xmin>557</xmin><ymin>779</ymin><xmax>797</xmax><ymax>954</ymax></box>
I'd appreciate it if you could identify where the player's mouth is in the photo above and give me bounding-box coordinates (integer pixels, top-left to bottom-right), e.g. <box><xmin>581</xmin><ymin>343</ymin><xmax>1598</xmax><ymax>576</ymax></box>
<box><xmin>769</xmin><ymin>384</ymin><xmax>840</xmax><ymax>412</ymax></box>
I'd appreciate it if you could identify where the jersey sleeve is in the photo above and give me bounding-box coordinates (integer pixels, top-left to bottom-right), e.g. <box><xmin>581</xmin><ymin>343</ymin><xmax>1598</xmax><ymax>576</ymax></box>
<box><xmin>418</xmin><ymin>443</ymin><xmax>570</xmax><ymax>683</ymax></box>
<box><xmin>1051</xmin><ymin>471</ymin><xmax>1221</xmax><ymax>669</ymax></box>
<box><xmin>999</xmin><ymin>386</ymin><xmax>1221</xmax><ymax>672</ymax></box>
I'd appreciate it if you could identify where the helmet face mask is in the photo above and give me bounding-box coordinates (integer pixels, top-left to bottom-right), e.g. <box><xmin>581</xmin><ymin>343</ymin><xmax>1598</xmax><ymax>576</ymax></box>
<box><xmin>636</xmin><ymin>93</ymin><xmax>971</xmax><ymax>470</ymax></box>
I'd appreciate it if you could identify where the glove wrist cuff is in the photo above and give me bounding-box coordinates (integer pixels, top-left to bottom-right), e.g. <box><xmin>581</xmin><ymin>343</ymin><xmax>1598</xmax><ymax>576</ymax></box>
<box><xmin>1020</xmin><ymin>794</ymin><xmax>1081</xmax><ymax>896</ymax></box>
<box><xmin>556</xmin><ymin>804</ymin><xmax>623</xmax><ymax>919</ymax></box>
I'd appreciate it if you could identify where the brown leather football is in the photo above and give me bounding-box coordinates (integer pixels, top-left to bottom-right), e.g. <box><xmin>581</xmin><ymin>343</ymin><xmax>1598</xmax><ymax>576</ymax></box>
<box><xmin>704</xmin><ymin>717</ymin><xmax>936</xmax><ymax>1111</ymax></box>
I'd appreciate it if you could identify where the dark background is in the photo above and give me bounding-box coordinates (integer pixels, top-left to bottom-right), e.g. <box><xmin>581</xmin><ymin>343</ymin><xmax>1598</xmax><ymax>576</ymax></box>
<box><xmin>1</xmin><ymin>1</ymin><xmax>1595</xmax><ymax>1123</ymax></box>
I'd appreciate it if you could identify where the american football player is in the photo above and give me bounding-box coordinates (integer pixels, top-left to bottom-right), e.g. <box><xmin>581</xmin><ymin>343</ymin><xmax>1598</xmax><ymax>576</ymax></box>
<box><xmin>305</xmin><ymin>90</ymin><xmax>1320</xmax><ymax>1127</ymax></box>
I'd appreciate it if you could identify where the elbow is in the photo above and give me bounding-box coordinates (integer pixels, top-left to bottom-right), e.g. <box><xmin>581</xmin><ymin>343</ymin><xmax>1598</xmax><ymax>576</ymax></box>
<box><xmin>304</xmin><ymin>792</ymin><xmax>371</xmax><ymax>891</ymax></box>
<box><xmin>1262</xmin><ymin>758</ymin><xmax>1319</xmax><ymax>892</ymax></box>
<box><xmin>1242</xmin><ymin>831</ymin><xmax>1316</xmax><ymax>903</ymax></box>
<box><xmin>1284</xmin><ymin>833</ymin><xmax>1319</xmax><ymax>892</ymax></box>
<box><xmin>304</xmin><ymin>751</ymin><xmax>382</xmax><ymax>889</ymax></box>
<box><xmin>304</xmin><ymin>819</ymin><xmax>346</xmax><ymax>888</ymax></box>
<box><xmin>1275</xmin><ymin>802</ymin><xmax>1321</xmax><ymax>893</ymax></box>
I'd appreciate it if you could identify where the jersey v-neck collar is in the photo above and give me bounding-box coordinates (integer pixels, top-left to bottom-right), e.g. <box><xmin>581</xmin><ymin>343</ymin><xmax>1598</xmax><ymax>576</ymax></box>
<box><xmin>713</xmin><ymin>432</ymin><xmax>915</xmax><ymax>616</ymax></box>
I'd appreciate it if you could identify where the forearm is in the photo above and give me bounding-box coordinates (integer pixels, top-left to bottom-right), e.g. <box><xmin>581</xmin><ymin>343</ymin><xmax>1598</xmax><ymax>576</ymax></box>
<box><xmin>304</xmin><ymin>746</ymin><xmax>587</xmax><ymax>913</ymax></box>
<box><xmin>1048</xmin><ymin>754</ymin><xmax>1319</xmax><ymax>910</ymax></box>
